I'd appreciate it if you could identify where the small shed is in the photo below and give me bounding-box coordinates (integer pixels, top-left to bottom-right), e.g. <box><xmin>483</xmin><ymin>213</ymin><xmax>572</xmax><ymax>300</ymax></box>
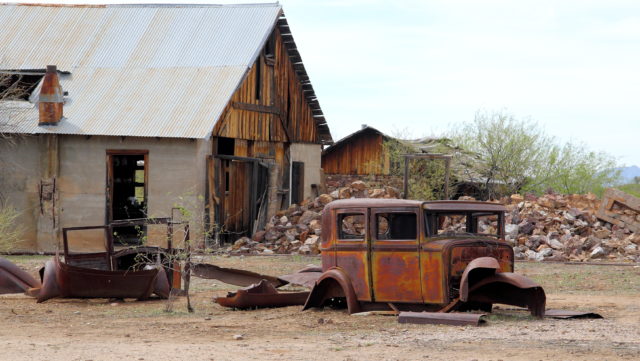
<box><xmin>321</xmin><ymin>126</ymin><xmax>390</xmax><ymax>176</ymax></box>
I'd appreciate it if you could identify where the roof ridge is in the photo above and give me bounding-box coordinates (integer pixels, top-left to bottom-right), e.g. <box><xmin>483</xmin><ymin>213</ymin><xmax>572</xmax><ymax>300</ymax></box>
<box><xmin>2</xmin><ymin>2</ymin><xmax>281</xmax><ymax>9</ymax></box>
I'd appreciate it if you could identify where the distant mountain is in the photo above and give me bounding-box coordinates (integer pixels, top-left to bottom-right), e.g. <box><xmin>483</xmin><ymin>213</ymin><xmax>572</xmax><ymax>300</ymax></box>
<box><xmin>618</xmin><ymin>165</ymin><xmax>640</xmax><ymax>183</ymax></box>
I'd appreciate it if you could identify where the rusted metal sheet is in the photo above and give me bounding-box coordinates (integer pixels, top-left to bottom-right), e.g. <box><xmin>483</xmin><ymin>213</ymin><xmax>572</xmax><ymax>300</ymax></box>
<box><xmin>191</xmin><ymin>263</ymin><xmax>287</xmax><ymax>288</ymax></box>
<box><xmin>278</xmin><ymin>266</ymin><xmax>322</xmax><ymax>288</ymax></box>
<box><xmin>0</xmin><ymin>257</ymin><xmax>41</xmax><ymax>294</ymax></box>
<box><xmin>398</xmin><ymin>311</ymin><xmax>487</xmax><ymax>326</ymax></box>
<box><xmin>215</xmin><ymin>280</ymin><xmax>309</xmax><ymax>309</ymax></box>
<box><xmin>544</xmin><ymin>309</ymin><xmax>603</xmax><ymax>319</ymax></box>
<box><xmin>36</xmin><ymin>256</ymin><xmax>169</xmax><ymax>303</ymax></box>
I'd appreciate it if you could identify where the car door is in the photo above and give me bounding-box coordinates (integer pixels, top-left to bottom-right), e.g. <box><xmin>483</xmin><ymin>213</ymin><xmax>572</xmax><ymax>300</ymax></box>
<box><xmin>370</xmin><ymin>207</ymin><xmax>422</xmax><ymax>303</ymax></box>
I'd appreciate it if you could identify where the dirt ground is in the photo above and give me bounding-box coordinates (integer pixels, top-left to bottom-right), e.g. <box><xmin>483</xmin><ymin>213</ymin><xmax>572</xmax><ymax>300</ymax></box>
<box><xmin>1</xmin><ymin>255</ymin><xmax>639</xmax><ymax>361</ymax></box>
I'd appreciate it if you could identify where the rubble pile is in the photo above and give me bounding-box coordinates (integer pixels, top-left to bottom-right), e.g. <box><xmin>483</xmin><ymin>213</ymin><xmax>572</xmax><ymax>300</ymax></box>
<box><xmin>227</xmin><ymin>181</ymin><xmax>400</xmax><ymax>255</ymax></box>
<box><xmin>504</xmin><ymin>193</ymin><xmax>639</xmax><ymax>262</ymax></box>
<box><xmin>226</xmin><ymin>182</ymin><xmax>639</xmax><ymax>263</ymax></box>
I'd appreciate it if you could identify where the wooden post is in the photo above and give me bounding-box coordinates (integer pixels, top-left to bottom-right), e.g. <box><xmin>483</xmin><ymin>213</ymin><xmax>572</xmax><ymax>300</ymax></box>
<box><xmin>444</xmin><ymin>157</ymin><xmax>451</xmax><ymax>200</ymax></box>
<box><xmin>403</xmin><ymin>155</ymin><xmax>409</xmax><ymax>199</ymax></box>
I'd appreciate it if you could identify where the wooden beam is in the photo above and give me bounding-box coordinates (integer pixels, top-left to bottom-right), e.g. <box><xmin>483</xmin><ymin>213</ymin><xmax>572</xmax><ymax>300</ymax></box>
<box><xmin>232</xmin><ymin>101</ymin><xmax>281</xmax><ymax>115</ymax></box>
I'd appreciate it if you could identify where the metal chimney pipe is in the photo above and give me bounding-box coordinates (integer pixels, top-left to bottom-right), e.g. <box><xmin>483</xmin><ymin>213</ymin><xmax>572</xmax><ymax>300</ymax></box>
<box><xmin>38</xmin><ymin>65</ymin><xmax>64</xmax><ymax>126</ymax></box>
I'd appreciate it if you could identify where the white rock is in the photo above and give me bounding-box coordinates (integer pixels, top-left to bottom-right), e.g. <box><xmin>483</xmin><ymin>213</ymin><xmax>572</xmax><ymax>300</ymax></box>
<box><xmin>505</xmin><ymin>224</ymin><xmax>519</xmax><ymax>238</ymax></box>
<box><xmin>539</xmin><ymin>248</ymin><xmax>554</xmax><ymax>258</ymax></box>
<box><xmin>590</xmin><ymin>246</ymin><xmax>606</xmax><ymax>259</ymax></box>
<box><xmin>548</xmin><ymin>239</ymin><xmax>564</xmax><ymax>250</ymax></box>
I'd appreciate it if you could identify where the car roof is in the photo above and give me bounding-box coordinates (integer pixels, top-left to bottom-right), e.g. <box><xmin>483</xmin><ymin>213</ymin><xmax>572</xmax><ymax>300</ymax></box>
<box><xmin>324</xmin><ymin>199</ymin><xmax>506</xmax><ymax>212</ymax></box>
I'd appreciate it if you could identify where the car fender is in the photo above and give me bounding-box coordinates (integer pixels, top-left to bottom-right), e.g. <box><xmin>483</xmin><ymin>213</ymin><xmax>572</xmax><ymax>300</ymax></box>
<box><xmin>302</xmin><ymin>267</ymin><xmax>361</xmax><ymax>314</ymax></box>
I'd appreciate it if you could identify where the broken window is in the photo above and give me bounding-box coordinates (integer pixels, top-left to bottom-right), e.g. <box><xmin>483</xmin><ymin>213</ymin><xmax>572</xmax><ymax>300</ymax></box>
<box><xmin>255</xmin><ymin>58</ymin><xmax>262</xmax><ymax>101</ymax></box>
<box><xmin>0</xmin><ymin>71</ymin><xmax>44</xmax><ymax>101</ymax></box>
<box><xmin>338</xmin><ymin>213</ymin><xmax>365</xmax><ymax>240</ymax></box>
<box><xmin>264</xmin><ymin>33</ymin><xmax>276</xmax><ymax>64</ymax></box>
<box><xmin>376</xmin><ymin>213</ymin><xmax>417</xmax><ymax>240</ymax></box>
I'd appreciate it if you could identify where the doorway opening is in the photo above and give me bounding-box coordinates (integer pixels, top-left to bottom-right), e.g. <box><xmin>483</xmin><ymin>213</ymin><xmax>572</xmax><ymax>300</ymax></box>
<box><xmin>107</xmin><ymin>151</ymin><xmax>148</xmax><ymax>245</ymax></box>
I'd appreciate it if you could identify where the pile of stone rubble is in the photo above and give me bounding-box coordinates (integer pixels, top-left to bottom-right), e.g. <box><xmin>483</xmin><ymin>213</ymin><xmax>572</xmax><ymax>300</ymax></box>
<box><xmin>227</xmin><ymin>181</ymin><xmax>400</xmax><ymax>255</ymax></box>
<box><xmin>504</xmin><ymin>193</ymin><xmax>639</xmax><ymax>262</ymax></box>
<box><xmin>226</xmin><ymin>182</ymin><xmax>639</xmax><ymax>263</ymax></box>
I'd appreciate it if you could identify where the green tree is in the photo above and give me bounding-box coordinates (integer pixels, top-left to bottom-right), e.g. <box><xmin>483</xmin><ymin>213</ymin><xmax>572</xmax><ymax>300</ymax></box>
<box><xmin>543</xmin><ymin>142</ymin><xmax>621</xmax><ymax>195</ymax></box>
<box><xmin>450</xmin><ymin>110</ymin><xmax>621</xmax><ymax>198</ymax></box>
<box><xmin>450</xmin><ymin>110</ymin><xmax>555</xmax><ymax>199</ymax></box>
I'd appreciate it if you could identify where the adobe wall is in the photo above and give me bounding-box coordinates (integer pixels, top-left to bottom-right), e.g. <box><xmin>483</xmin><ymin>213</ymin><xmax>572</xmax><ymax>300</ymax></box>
<box><xmin>289</xmin><ymin>143</ymin><xmax>323</xmax><ymax>200</ymax></box>
<box><xmin>0</xmin><ymin>135</ymin><xmax>206</xmax><ymax>252</ymax></box>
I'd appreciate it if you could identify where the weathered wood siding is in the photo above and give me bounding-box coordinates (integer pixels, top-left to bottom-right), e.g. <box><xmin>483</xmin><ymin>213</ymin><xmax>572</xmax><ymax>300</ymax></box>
<box><xmin>322</xmin><ymin>132</ymin><xmax>390</xmax><ymax>175</ymax></box>
<box><xmin>212</xmin><ymin>28</ymin><xmax>319</xmax><ymax>144</ymax></box>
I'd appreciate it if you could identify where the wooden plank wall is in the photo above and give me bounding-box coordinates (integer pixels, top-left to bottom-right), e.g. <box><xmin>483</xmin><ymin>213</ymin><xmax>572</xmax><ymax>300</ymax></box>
<box><xmin>212</xmin><ymin>28</ymin><xmax>319</xmax><ymax>144</ymax></box>
<box><xmin>321</xmin><ymin>133</ymin><xmax>390</xmax><ymax>175</ymax></box>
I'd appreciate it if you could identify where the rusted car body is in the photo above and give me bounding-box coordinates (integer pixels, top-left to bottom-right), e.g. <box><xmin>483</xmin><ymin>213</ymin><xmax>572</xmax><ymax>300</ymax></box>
<box><xmin>35</xmin><ymin>218</ymin><xmax>186</xmax><ymax>302</ymax></box>
<box><xmin>303</xmin><ymin>199</ymin><xmax>546</xmax><ymax>317</ymax></box>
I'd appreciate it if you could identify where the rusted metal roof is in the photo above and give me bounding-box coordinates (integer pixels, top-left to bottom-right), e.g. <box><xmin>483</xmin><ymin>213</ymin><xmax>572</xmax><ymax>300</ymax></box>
<box><xmin>0</xmin><ymin>3</ymin><xmax>330</xmax><ymax>140</ymax></box>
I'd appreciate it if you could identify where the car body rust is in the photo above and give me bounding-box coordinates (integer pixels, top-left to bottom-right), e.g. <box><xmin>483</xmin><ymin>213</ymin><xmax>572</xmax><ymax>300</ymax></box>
<box><xmin>304</xmin><ymin>198</ymin><xmax>546</xmax><ymax>317</ymax></box>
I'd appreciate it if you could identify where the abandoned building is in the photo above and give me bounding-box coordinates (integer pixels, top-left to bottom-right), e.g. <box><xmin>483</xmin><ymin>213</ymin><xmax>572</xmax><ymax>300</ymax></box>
<box><xmin>0</xmin><ymin>3</ymin><xmax>332</xmax><ymax>252</ymax></box>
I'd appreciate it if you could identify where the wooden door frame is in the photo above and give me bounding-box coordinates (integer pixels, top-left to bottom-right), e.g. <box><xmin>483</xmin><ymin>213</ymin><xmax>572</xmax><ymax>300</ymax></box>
<box><xmin>212</xmin><ymin>154</ymin><xmax>266</xmax><ymax>240</ymax></box>
<box><xmin>105</xmin><ymin>150</ymin><xmax>149</xmax><ymax>225</ymax></box>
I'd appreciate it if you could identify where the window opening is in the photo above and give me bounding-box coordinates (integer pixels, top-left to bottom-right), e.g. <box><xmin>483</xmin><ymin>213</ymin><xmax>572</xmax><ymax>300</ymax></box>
<box><xmin>425</xmin><ymin>211</ymin><xmax>502</xmax><ymax>237</ymax></box>
<box><xmin>436</xmin><ymin>214</ymin><xmax>467</xmax><ymax>235</ymax></box>
<box><xmin>338</xmin><ymin>213</ymin><xmax>365</xmax><ymax>240</ymax></box>
<box><xmin>265</xmin><ymin>33</ymin><xmax>276</xmax><ymax>64</ymax></box>
<box><xmin>255</xmin><ymin>58</ymin><xmax>261</xmax><ymax>101</ymax></box>
<box><xmin>0</xmin><ymin>72</ymin><xmax>44</xmax><ymax>101</ymax></box>
<box><xmin>376</xmin><ymin>213</ymin><xmax>417</xmax><ymax>240</ymax></box>
<box><xmin>217</xmin><ymin>137</ymin><xmax>235</xmax><ymax>155</ymax></box>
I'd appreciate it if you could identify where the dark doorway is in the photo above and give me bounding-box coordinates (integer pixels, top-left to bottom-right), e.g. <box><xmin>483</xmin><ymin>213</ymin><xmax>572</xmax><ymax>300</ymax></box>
<box><xmin>291</xmin><ymin>161</ymin><xmax>304</xmax><ymax>205</ymax></box>
<box><xmin>213</xmin><ymin>155</ymin><xmax>270</xmax><ymax>243</ymax></box>
<box><xmin>107</xmin><ymin>151</ymin><xmax>148</xmax><ymax>245</ymax></box>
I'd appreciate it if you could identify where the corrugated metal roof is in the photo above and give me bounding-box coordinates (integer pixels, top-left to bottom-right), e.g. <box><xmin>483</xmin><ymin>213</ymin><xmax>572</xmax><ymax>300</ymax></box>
<box><xmin>0</xmin><ymin>3</ymin><xmax>285</xmax><ymax>139</ymax></box>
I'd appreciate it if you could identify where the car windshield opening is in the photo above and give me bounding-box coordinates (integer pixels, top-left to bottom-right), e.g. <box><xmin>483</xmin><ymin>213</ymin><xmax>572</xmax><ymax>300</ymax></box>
<box><xmin>426</xmin><ymin>211</ymin><xmax>501</xmax><ymax>237</ymax></box>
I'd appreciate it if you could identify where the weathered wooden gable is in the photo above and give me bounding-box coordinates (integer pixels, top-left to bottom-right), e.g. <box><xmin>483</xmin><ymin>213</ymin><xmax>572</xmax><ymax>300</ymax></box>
<box><xmin>212</xmin><ymin>28</ymin><xmax>319</xmax><ymax>145</ymax></box>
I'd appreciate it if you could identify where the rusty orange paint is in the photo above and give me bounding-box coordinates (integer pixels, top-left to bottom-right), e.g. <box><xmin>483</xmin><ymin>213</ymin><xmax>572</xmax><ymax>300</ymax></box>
<box><xmin>371</xmin><ymin>249</ymin><xmax>422</xmax><ymax>302</ymax></box>
<box><xmin>420</xmin><ymin>251</ymin><xmax>446</xmax><ymax>304</ymax></box>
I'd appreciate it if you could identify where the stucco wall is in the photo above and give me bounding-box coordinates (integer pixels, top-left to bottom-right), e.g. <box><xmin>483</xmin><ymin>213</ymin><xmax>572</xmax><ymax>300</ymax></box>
<box><xmin>289</xmin><ymin>143</ymin><xmax>322</xmax><ymax>200</ymax></box>
<box><xmin>0</xmin><ymin>135</ymin><xmax>207</xmax><ymax>252</ymax></box>
<box><xmin>0</xmin><ymin>135</ymin><xmax>42</xmax><ymax>251</ymax></box>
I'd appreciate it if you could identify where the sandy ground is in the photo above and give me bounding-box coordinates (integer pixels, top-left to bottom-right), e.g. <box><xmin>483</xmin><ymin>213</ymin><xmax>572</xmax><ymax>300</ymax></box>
<box><xmin>1</xmin><ymin>256</ymin><xmax>638</xmax><ymax>361</ymax></box>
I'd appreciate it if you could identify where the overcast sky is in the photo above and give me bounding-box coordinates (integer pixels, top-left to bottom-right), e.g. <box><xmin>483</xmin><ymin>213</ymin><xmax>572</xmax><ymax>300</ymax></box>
<box><xmin>18</xmin><ymin>0</ymin><xmax>640</xmax><ymax>166</ymax></box>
